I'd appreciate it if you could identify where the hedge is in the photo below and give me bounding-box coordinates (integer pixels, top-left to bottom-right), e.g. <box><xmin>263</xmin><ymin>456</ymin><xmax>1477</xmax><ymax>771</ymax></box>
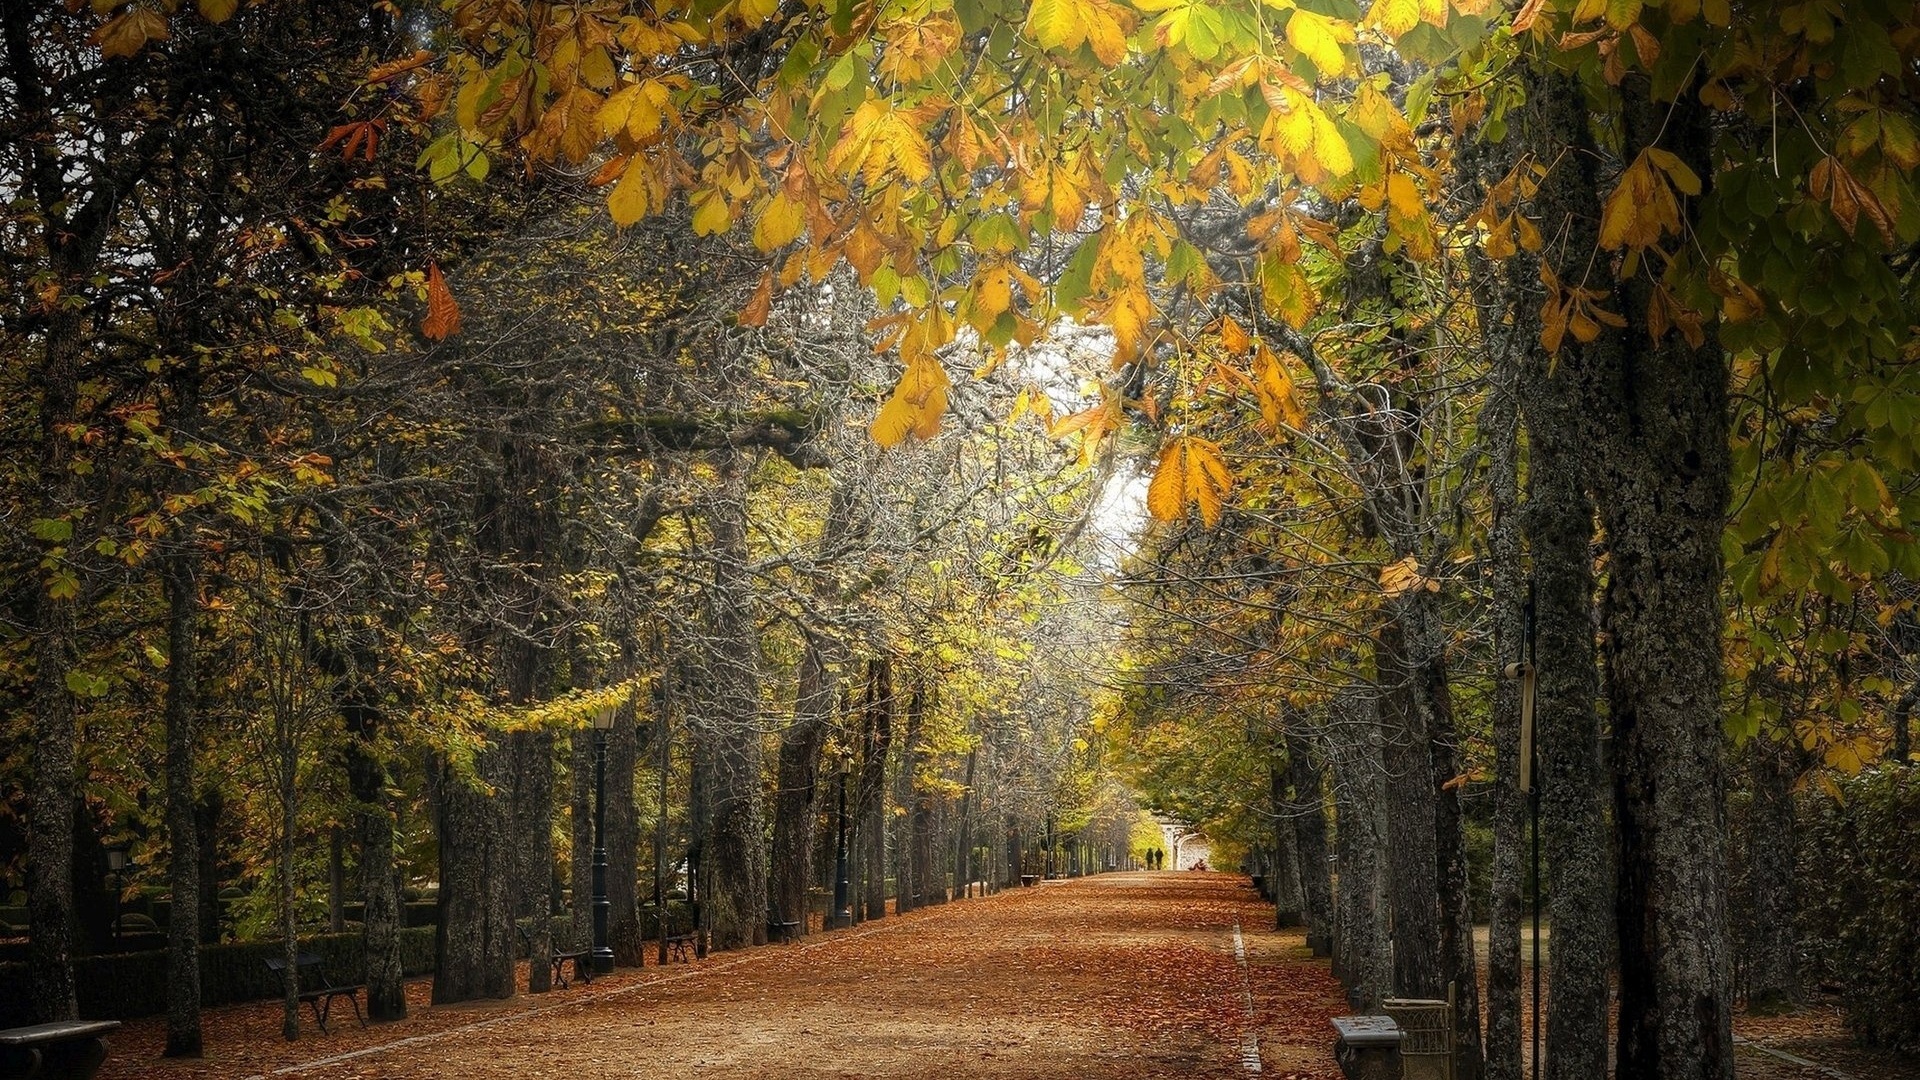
<box><xmin>0</xmin><ymin>915</ymin><xmax>575</xmax><ymax>1024</ymax></box>
<box><xmin>1798</xmin><ymin>765</ymin><xmax>1920</xmax><ymax>1049</ymax></box>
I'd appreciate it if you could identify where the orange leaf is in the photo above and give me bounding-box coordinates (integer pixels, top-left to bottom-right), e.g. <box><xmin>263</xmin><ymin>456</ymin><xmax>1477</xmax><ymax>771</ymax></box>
<box><xmin>420</xmin><ymin>262</ymin><xmax>461</xmax><ymax>340</ymax></box>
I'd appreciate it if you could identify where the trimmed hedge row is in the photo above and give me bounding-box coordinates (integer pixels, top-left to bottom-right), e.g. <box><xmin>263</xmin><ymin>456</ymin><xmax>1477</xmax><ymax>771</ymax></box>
<box><xmin>0</xmin><ymin>915</ymin><xmax>577</xmax><ymax>1023</ymax></box>
<box><xmin>1799</xmin><ymin>765</ymin><xmax>1920</xmax><ymax>1049</ymax></box>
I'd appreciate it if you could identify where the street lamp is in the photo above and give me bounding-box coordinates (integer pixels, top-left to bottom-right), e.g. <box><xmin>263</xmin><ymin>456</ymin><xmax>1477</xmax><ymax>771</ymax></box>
<box><xmin>830</xmin><ymin>755</ymin><xmax>852</xmax><ymax>929</ymax></box>
<box><xmin>590</xmin><ymin>703</ymin><xmax>617</xmax><ymax>975</ymax></box>
<box><xmin>104</xmin><ymin>846</ymin><xmax>129</xmax><ymax>945</ymax></box>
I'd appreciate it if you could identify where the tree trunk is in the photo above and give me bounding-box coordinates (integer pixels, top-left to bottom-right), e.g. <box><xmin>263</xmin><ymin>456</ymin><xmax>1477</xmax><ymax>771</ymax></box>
<box><xmin>1585</xmin><ymin>80</ymin><xmax>1735</xmax><ymax>1080</ymax></box>
<box><xmin>327</xmin><ymin>828</ymin><xmax>346</xmax><ymax>934</ymax></box>
<box><xmin>195</xmin><ymin>791</ymin><xmax>222</xmax><ymax>946</ymax></box>
<box><xmin>769</xmin><ymin>638</ymin><xmax>837</xmax><ymax>931</ymax></box>
<box><xmin>1510</xmin><ymin>57</ymin><xmax>1618</xmax><ymax>1080</ymax></box>
<box><xmin>510</xmin><ymin>730</ymin><xmax>554</xmax><ymax>993</ymax></box>
<box><xmin>702</xmin><ymin>458</ymin><xmax>767</xmax><ymax>950</ymax></box>
<box><xmin>1422</xmin><ymin>647</ymin><xmax>1484</xmax><ymax>1080</ymax></box>
<box><xmin>1282</xmin><ymin>726</ymin><xmax>1334</xmax><ymax>956</ymax></box>
<box><xmin>1744</xmin><ymin>737</ymin><xmax>1799</xmax><ymax>1011</ymax></box>
<box><xmin>856</xmin><ymin>658</ymin><xmax>893</xmax><ymax>921</ymax></box>
<box><xmin>1268</xmin><ymin>762</ymin><xmax>1305</xmax><ymax>928</ymax></box>
<box><xmin>433</xmin><ymin>748</ymin><xmax>517</xmax><ymax>1002</ymax></box>
<box><xmin>571</xmin><ymin>731</ymin><xmax>593</xmax><ymax>953</ymax></box>
<box><xmin>606</xmin><ymin>696</ymin><xmax>643</xmax><ymax>966</ymax></box>
<box><xmin>1330</xmin><ymin>699</ymin><xmax>1390</xmax><ymax>1010</ymax></box>
<box><xmin>344</xmin><ymin>694</ymin><xmax>405</xmax><ymax>1020</ymax></box>
<box><xmin>1375</xmin><ymin>618</ymin><xmax>1444</xmax><ymax>999</ymax></box>
<box><xmin>163</xmin><ymin>554</ymin><xmax>203</xmax><ymax>1056</ymax></box>
<box><xmin>1480</xmin><ymin>300</ymin><xmax>1526</xmax><ymax>1080</ymax></box>
<box><xmin>905</xmin><ymin>681</ymin><xmax>934</xmax><ymax>910</ymax></box>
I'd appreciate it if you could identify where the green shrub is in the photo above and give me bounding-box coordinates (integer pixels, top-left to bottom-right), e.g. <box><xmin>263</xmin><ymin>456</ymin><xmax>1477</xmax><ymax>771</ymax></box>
<box><xmin>1799</xmin><ymin>765</ymin><xmax>1920</xmax><ymax>1049</ymax></box>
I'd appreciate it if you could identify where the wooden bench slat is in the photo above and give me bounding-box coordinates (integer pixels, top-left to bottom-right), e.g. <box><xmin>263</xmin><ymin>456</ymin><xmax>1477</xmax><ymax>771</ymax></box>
<box><xmin>0</xmin><ymin>1021</ymin><xmax>120</xmax><ymax>1046</ymax></box>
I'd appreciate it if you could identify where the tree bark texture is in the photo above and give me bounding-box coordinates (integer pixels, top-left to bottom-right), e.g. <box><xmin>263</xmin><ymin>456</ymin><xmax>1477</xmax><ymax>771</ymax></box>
<box><xmin>433</xmin><ymin>748</ymin><xmax>518</xmax><ymax>1003</ymax></box>
<box><xmin>605</xmin><ymin>698</ymin><xmax>643</xmax><ymax>966</ymax></box>
<box><xmin>1268</xmin><ymin>762</ymin><xmax>1305</xmax><ymax>928</ymax></box>
<box><xmin>1375</xmin><ymin>619</ymin><xmax>1444</xmax><ymax>999</ymax></box>
<box><xmin>1510</xmin><ymin>57</ymin><xmax>1619</xmax><ymax>1080</ymax></box>
<box><xmin>571</xmin><ymin>731</ymin><xmax>593</xmax><ymax>953</ymax></box>
<box><xmin>1330</xmin><ymin>701</ymin><xmax>1391</xmax><ymax>1011</ymax></box>
<box><xmin>163</xmin><ymin>555</ymin><xmax>204</xmax><ymax>1056</ymax></box>
<box><xmin>1742</xmin><ymin>737</ymin><xmax>1799</xmax><ymax>1010</ymax></box>
<box><xmin>769</xmin><ymin>638</ymin><xmax>837</xmax><ymax>929</ymax></box>
<box><xmin>856</xmin><ymin>658</ymin><xmax>893</xmax><ymax>921</ymax></box>
<box><xmin>1283</xmin><ymin>725</ymin><xmax>1335</xmax><ymax>955</ymax></box>
<box><xmin>1479</xmin><ymin>301</ymin><xmax>1526</xmax><ymax>1080</ymax></box>
<box><xmin>1580</xmin><ymin>78</ymin><xmax>1735</xmax><ymax>1080</ymax></box>
<box><xmin>344</xmin><ymin>693</ymin><xmax>406</xmax><ymax>1020</ymax></box>
<box><xmin>509</xmin><ymin>730</ymin><xmax>555</xmax><ymax>992</ymax></box>
<box><xmin>701</xmin><ymin>458</ymin><xmax>767</xmax><ymax>949</ymax></box>
<box><xmin>1420</xmin><ymin>645</ymin><xmax>1484</xmax><ymax>1080</ymax></box>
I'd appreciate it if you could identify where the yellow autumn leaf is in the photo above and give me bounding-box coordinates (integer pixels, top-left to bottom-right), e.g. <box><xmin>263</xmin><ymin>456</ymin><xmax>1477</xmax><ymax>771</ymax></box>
<box><xmin>1253</xmin><ymin>343</ymin><xmax>1308</xmax><ymax>435</ymax></box>
<box><xmin>1285</xmin><ymin>9</ymin><xmax>1352</xmax><ymax>76</ymax></box>
<box><xmin>198</xmin><ymin>0</ymin><xmax>239</xmax><ymax>22</ymax></box>
<box><xmin>94</xmin><ymin>6</ymin><xmax>169</xmax><ymax>59</ymax></box>
<box><xmin>752</xmin><ymin>191</ymin><xmax>807</xmax><ymax>250</ymax></box>
<box><xmin>1147</xmin><ymin>437</ymin><xmax>1233</xmax><ymax>526</ymax></box>
<box><xmin>690</xmin><ymin>187</ymin><xmax>733</xmax><ymax>236</ymax></box>
<box><xmin>607</xmin><ymin>155</ymin><xmax>657</xmax><ymax>226</ymax></box>
<box><xmin>1379</xmin><ymin>554</ymin><xmax>1434</xmax><ymax>598</ymax></box>
<box><xmin>1368</xmin><ymin>0</ymin><xmax>1420</xmax><ymax>36</ymax></box>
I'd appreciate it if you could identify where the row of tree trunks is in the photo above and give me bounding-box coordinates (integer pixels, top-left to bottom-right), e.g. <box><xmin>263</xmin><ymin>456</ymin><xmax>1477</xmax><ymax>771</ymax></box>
<box><xmin>1282</xmin><ymin>725</ymin><xmax>1334</xmax><ymax>955</ymax></box>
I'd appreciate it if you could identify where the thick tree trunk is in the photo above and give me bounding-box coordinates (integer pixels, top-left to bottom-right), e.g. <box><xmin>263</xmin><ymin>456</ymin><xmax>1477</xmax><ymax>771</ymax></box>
<box><xmin>510</xmin><ymin>730</ymin><xmax>555</xmax><ymax>992</ymax></box>
<box><xmin>856</xmin><ymin>659</ymin><xmax>893</xmax><ymax>921</ymax></box>
<box><xmin>1744</xmin><ymin>737</ymin><xmax>1799</xmax><ymax>1011</ymax></box>
<box><xmin>703</xmin><ymin>457</ymin><xmax>766</xmax><ymax>949</ymax></box>
<box><xmin>1375</xmin><ymin>619</ymin><xmax>1444</xmax><ymax>999</ymax></box>
<box><xmin>1510</xmin><ymin>57</ymin><xmax>1618</xmax><ymax>1080</ymax></box>
<box><xmin>344</xmin><ymin>698</ymin><xmax>405</xmax><ymax>1020</ymax></box>
<box><xmin>571</xmin><ymin>731</ymin><xmax>593</xmax><ymax>952</ymax></box>
<box><xmin>1330</xmin><ymin>699</ymin><xmax>1391</xmax><ymax>1010</ymax></box>
<box><xmin>163</xmin><ymin>555</ymin><xmax>203</xmax><ymax>1056</ymax></box>
<box><xmin>1268</xmin><ymin>763</ymin><xmax>1305</xmax><ymax>928</ymax></box>
<box><xmin>1585</xmin><ymin>81</ymin><xmax>1734</xmax><ymax>1080</ymax></box>
<box><xmin>433</xmin><ymin>748</ymin><xmax>517</xmax><ymax>1002</ymax></box>
<box><xmin>1480</xmin><ymin>314</ymin><xmax>1526</xmax><ymax>1080</ymax></box>
<box><xmin>195</xmin><ymin>792</ymin><xmax>222</xmax><ymax>946</ymax></box>
<box><xmin>1282</xmin><ymin>726</ymin><xmax>1334</xmax><ymax>956</ymax></box>
<box><xmin>605</xmin><ymin>701</ymin><xmax>642</xmax><ymax>966</ymax></box>
<box><xmin>769</xmin><ymin>639</ymin><xmax>837</xmax><ymax>931</ymax></box>
<box><xmin>905</xmin><ymin>682</ymin><xmax>934</xmax><ymax>909</ymax></box>
<box><xmin>1420</xmin><ymin>646</ymin><xmax>1483</xmax><ymax>1080</ymax></box>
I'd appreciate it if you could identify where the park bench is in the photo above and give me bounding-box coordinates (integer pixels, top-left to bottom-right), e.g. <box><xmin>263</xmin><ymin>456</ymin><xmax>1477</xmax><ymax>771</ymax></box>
<box><xmin>1330</xmin><ymin>1015</ymin><xmax>1402</xmax><ymax>1080</ymax></box>
<box><xmin>0</xmin><ymin>1019</ymin><xmax>121</xmax><ymax>1080</ymax></box>
<box><xmin>665</xmin><ymin>931</ymin><xmax>696</xmax><ymax>963</ymax></box>
<box><xmin>518</xmin><ymin>927</ymin><xmax>592</xmax><ymax>989</ymax></box>
<box><xmin>263</xmin><ymin>953</ymin><xmax>366</xmax><ymax>1034</ymax></box>
<box><xmin>768</xmin><ymin>919</ymin><xmax>802</xmax><ymax>944</ymax></box>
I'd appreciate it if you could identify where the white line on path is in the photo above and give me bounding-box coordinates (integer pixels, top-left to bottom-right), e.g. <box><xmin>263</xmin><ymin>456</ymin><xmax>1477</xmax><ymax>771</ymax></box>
<box><xmin>1732</xmin><ymin>1035</ymin><xmax>1856</xmax><ymax>1080</ymax></box>
<box><xmin>1232</xmin><ymin>922</ymin><xmax>1261</xmax><ymax>1074</ymax></box>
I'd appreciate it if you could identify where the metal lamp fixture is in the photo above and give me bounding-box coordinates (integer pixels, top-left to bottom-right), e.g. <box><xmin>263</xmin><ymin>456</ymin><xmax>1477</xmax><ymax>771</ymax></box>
<box><xmin>830</xmin><ymin>754</ymin><xmax>852</xmax><ymax>930</ymax></box>
<box><xmin>590</xmin><ymin>702</ymin><xmax>617</xmax><ymax>975</ymax></box>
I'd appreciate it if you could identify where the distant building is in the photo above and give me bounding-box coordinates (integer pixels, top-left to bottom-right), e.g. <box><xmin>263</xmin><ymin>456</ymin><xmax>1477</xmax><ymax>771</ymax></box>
<box><xmin>1154</xmin><ymin>817</ymin><xmax>1212</xmax><ymax>870</ymax></box>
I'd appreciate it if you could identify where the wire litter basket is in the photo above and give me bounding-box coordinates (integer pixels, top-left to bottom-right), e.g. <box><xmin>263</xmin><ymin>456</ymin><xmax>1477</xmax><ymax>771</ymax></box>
<box><xmin>1382</xmin><ymin>997</ymin><xmax>1453</xmax><ymax>1080</ymax></box>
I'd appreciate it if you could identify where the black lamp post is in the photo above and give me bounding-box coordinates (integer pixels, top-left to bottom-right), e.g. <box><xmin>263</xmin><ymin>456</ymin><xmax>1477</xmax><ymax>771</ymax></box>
<box><xmin>590</xmin><ymin>703</ymin><xmax>616</xmax><ymax>975</ymax></box>
<box><xmin>104</xmin><ymin>846</ymin><xmax>128</xmax><ymax>945</ymax></box>
<box><xmin>830</xmin><ymin>755</ymin><xmax>852</xmax><ymax>929</ymax></box>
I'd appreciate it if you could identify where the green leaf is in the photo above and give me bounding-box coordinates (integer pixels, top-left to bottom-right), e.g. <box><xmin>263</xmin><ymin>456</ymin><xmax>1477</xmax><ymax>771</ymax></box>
<box><xmin>30</xmin><ymin>518</ymin><xmax>72</xmax><ymax>543</ymax></box>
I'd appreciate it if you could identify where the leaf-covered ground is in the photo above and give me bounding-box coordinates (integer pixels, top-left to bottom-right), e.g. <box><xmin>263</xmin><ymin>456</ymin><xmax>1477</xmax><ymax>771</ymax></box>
<box><xmin>96</xmin><ymin>872</ymin><xmax>1344</xmax><ymax>1079</ymax></box>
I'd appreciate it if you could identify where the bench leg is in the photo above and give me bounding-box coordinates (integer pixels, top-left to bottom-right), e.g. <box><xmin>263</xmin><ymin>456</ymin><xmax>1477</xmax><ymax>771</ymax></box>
<box><xmin>348</xmin><ymin>992</ymin><xmax>365</xmax><ymax>1030</ymax></box>
<box><xmin>311</xmin><ymin>995</ymin><xmax>330</xmax><ymax>1035</ymax></box>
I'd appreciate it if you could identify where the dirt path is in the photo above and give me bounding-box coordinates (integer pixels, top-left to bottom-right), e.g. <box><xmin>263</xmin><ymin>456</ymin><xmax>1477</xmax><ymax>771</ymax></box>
<box><xmin>98</xmin><ymin>872</ymin><xmax>1345</xmax><ymax>1080</ymax></box>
